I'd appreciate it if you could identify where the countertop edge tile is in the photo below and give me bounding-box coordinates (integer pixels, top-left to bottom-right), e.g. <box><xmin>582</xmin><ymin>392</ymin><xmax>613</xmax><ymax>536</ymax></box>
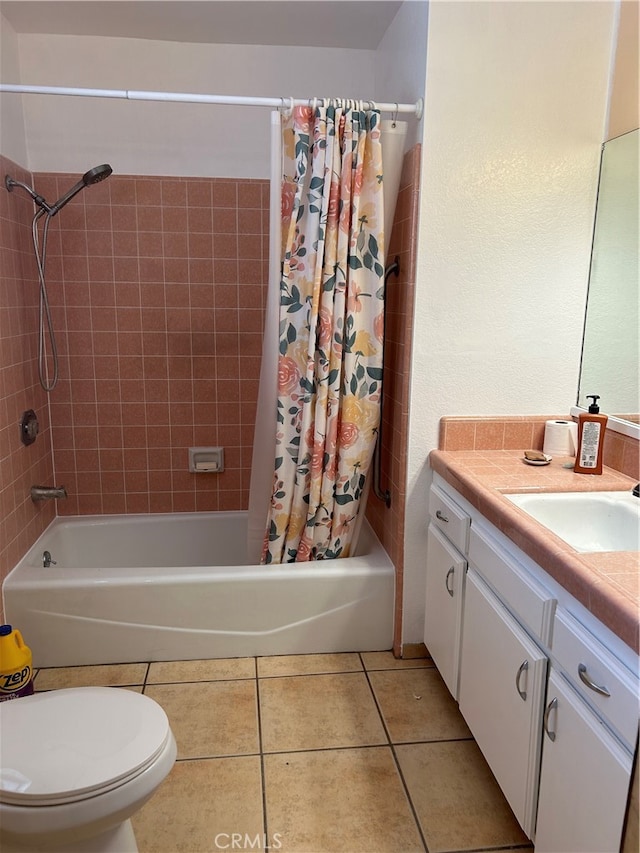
<box><xmin>429</xmin><ymin>449</ymin><xmax>639</xmax><ymax>654</ymax></box>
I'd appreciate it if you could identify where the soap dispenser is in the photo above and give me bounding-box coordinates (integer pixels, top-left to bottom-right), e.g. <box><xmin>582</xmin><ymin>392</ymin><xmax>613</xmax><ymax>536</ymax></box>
<box><xmin>574</xmin><ymin>395</ymin><xmax>608</xmax><ymax>474</ymax></box>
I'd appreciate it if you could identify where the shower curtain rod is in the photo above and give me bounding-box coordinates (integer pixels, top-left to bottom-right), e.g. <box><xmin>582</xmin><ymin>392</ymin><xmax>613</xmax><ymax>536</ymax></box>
<box><xmin>0</xmin><ymin>84</ymin><xmax>423</xmax><ymax>118</ymax></box>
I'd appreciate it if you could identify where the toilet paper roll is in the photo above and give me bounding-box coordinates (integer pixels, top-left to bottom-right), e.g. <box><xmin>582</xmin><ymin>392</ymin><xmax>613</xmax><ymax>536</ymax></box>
<box><xmin>543</xmin><ymin>420</ymin><xmax>578</xmax><ymax>457</ymax></box>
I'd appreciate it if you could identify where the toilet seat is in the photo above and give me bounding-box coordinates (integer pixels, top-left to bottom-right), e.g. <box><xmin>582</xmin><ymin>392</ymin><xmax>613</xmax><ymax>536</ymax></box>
<box><xmin>0</xmin><ymin>687</ymin><xmax>171</xmax><ymax>807</ymax></box>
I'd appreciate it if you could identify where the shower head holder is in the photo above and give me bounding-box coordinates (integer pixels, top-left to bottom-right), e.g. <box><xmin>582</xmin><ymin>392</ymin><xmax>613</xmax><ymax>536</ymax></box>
<box><xmin>5</xmin><ymin>164</ymin><xmax>113</xmax><ymax>217</ymax></box>
<box><xmin>5</xmin><ymin>175</ymin><xmax>53</xmax><ymax>214</ymax></box>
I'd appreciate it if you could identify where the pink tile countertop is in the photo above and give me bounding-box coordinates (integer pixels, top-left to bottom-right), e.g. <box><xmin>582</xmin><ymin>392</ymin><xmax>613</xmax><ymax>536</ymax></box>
<box><xmin>429</xmin><ymin>449</ymin><xmax>639</xmax><ymax>654</ymax></box>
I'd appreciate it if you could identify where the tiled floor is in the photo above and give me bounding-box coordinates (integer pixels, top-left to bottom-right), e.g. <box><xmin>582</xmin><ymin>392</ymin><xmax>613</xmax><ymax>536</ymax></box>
<box><xmin>33</xmin><ymin>652</ymin><xmax>534</xmax><ymax>853</ymax></box>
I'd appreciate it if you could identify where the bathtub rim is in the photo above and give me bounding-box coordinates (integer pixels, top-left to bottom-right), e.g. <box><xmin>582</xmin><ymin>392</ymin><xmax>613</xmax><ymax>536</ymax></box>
<box><xmin>4</xmin><ymin>511</ymin><xmax>393</xmax><ymax>589</ymax></box>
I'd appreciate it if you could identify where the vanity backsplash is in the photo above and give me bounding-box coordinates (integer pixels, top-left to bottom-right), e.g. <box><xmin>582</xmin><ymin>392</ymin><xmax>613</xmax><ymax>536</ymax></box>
<box><xmin>439</xmin><ymin>416</ymin><xmax>639</xmax><ymax>480</ymax></box>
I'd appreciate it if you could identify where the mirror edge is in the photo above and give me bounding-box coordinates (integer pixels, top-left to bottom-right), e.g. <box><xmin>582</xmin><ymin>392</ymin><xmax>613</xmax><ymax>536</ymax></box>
<box><xmin>570</xmin><ymin>406</ymin><xmax>640</xmax><ymax>440</ymax></box>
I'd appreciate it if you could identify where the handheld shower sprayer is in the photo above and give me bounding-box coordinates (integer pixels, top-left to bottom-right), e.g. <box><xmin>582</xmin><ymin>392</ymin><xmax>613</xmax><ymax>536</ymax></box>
<box><xmin>48</xmin><ymin>163</ymin><xmax>113</xmax><ymax>216</ymax></box>
<box><xmin>4</xmin><ymin>164</ymin><xmax>113</xmax><ymax>391</ymax></box>
<box><xmin>5</xmin><ymin>163</ymin><xmax>112</xmax><ymax>216</ymax></box>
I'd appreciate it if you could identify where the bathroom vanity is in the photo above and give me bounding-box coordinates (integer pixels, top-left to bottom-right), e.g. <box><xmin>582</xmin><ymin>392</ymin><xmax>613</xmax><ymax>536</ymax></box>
<box><xmin>425</xmin><ymin>451</ymin><xmax>639</xmax><ymax>852</ymax></box>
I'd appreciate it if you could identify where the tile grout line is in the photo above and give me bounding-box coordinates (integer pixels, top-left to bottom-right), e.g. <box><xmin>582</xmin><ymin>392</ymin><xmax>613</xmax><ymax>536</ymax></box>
<box><xmin>470</xmin><ymin>847</ymin><xmax>533</xmax><ymax>852</ymax></box>
<box><xmin>359</xmin><ymin>652</ymin><xmax>430</xmax><ymax>853</ymax></box>
<box><xmin>255</xmin><ymin>657</ymin><xmax>271</xmax><ymax>853</ymax></box>
<box><xmin>141</xmin><ymin>660</ymin><xmax>150</xmax><ymax>692</ymax></box>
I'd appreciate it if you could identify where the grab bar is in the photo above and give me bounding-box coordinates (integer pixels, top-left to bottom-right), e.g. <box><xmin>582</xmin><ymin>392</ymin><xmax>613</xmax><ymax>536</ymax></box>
<box><xmin>372</xmin><ymin>256</ymin><xmax>400</xmax><ymax>508</ymax></box>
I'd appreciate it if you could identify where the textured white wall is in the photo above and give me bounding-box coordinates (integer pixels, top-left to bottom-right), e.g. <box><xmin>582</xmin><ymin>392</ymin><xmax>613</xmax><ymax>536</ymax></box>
<box><xmin>14</xmin><ymin>34</ymin><xmax>377</xmax><ymax>176</ymax></box>
<box><xmin>374</xmin><ymin>0</ymin><xmax>428</xmax><ymax>149</ymax></box>
<box><xmin>0</xmin><ymin>14</ymin><xmax>27</xmax><ymax>165</ymax></box>
<box><xmin>402</xmin><ymin>0</ymin><xmax>616</xmax><ymax>644</ymax></box>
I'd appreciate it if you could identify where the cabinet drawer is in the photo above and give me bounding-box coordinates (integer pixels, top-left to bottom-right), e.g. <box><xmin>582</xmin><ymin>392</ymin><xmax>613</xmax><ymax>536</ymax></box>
<box><xmin>469</xmin><ymin>525</ymin><xmax>555</xmax><ymax>645</ymax></box>
<box><xmin>428</xmin><ymin>484</ymin><xmax>470</xmax><ymax>554</ymax></box>
<box><xmin>552</xmin><ymin>609</ymin><xmax>639</xmax><ymax>750</ymax></box>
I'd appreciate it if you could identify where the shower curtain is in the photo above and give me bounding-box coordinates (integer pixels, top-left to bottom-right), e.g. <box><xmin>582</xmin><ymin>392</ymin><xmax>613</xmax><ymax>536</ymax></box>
<box><xmin>260</xmin><ymin>104</ymin><xmax>385</xmax><ymax>564</ymax></box>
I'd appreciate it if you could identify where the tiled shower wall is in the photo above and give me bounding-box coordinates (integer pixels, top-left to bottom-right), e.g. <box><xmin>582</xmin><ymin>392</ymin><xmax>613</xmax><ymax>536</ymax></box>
<box><xmin>365</xmin><ymin>144</ymin><xmax>421</xmax><ymax>653</ymax></box>
<box><xmin>1</xmin><ymin>152</ymin><xmax>418</xmax><ymax>640</ymax></box>
<box><xmin>36</xmin><ymin>172</ymin><xmax>269</xmax><ymax>515</ymax></box>
<box><xmin>0</xmin><ymin>154</ymin><xmax>55</xmax><ymax>592</ymax></box>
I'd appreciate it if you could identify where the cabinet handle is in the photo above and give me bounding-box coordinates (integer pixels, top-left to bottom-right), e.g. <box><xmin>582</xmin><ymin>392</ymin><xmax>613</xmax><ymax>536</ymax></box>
<box><xmin>515</xmin><ymin>659</ymin><xmax>528</xmax><ymax>700</ymax></box>
<box><xmin>543</xmin><ymin>696</ymin><xmax>558</xmax><ymax>741</ymax></box>
<box><xmin>445</xmin><ymin>566</ymin><xmax>455</xmax><ymax>597</ymax></box>
<box><xmin>435</xmin><ymin>509</ymin><xmax>449</xmax><ymax>523</ymax></box>
<box><xmin>578</xmin><ymin>663</ymin><xmax>611</xmax><ymax>697</ymax></box>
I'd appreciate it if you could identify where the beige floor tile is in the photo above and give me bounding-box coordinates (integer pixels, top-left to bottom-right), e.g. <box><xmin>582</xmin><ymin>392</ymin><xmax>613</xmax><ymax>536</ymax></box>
<box><xmin>264</xmin><ymin>747</ymin><xmax>424</xmax><ymax>852</ymax></box>
<box><xmin>147</xmin><ymin>657</ymin><xmax>256</xmax><ymax>683</ymax></box>
<box><xmin>145</xmin><ymin>680</ymin><xmax>259</xmax><ymax>758</ymax></box>
<box><xmin>257</xmin><ymin>652</ymin><xmax>363</xmax><ymax>677</ymax></box>
<box><xmin>260</xmin><ymin>672</ymin><xmax>386</xmax><ymax>752</ymax></box>
<box><xmin>133</xmin><ymin>756</ymin><xmax>264</xmax><ymax>853</ymax></box>
<box><xmin>396</xmin><ymin>741</ymin><xmax>529</xmax><ymax>852</ymax></box>
<box><xmin>361</xmin><ymin>650</ymin><xmax>433</xmax><ymax>670</ymax></box>
<box><xmin>368</xmin><ymin>668</ymin><xmax>471</xmax><ymax>743</ymax></box>
<box><xmin>34</xmin><ymin>663</ymin><xmax>147</xmax><ymax>691</ymax></box>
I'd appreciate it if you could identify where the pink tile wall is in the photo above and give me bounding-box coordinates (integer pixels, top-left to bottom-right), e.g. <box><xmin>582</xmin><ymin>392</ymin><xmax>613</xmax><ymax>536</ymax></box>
<box><xmin>440</xmin><ymin>415</ymin><xmax>639</xmax><ymax>480</ymax></box>
<box><xmin>0</xmin><ymin>155</ymin><xmax>55</xmax><ymax>608</ymax></box>
<box><xmin>365</xmin><ymin>144</ymin><xmax>421</xmax><ymax>654</ymax></box>
<box><xmin>439</xmin><ymin>416</ymin><xmax>565</xmax><ymax>452</ymax></box>
<box><xmin>35</xmin><ymin>172</ymin><xmax>269</xmax><ymax>515</ymax></box>
<box><xmin>602</xmin><ymin>429</ymin><xmax>639</xmax><ymax>480</ymax></box>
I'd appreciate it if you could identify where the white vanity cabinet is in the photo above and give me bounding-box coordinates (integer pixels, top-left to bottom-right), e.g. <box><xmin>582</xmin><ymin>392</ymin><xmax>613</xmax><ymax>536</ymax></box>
<box><xmin>535</xmin><ymin>608</ymin><xmax>637</xmax><ymax>853</ymax></box>
<box><xmin>424</xmin><ymin>485</ymin><xmax>470</xmax><ymax>699</ymax></box>
<box><xmin>459</xmin><ymin>568</ymin><xmax>547</xmax><ymax>838</ymax></box>
<box><xmin>459</xmin><ymin>521</ymin><xmax>554</xmax><ymax>839</ymax></box>
<box><xmin>535</xmin><ymin>668</ymin><xmax>633</xmax><ymax>853</ymax></box>
<box><xmin>426</xmin><ymin>472</ymin><xmax>639</xmax><ymax>852</ymax></box>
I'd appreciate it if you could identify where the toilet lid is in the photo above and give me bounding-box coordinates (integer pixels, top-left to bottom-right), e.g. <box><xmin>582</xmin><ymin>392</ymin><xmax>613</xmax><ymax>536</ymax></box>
<box><xmin>0</xmin><ymin>687</ymin><xmax>171</xmax><ymax>805</ymax></box>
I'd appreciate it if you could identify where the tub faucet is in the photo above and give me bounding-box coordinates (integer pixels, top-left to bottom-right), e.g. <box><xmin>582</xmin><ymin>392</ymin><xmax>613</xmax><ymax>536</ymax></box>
<box><xmin>31</xmin><ymin>485</ymin><xmax>67</xmax><ymax>501</ymax></box>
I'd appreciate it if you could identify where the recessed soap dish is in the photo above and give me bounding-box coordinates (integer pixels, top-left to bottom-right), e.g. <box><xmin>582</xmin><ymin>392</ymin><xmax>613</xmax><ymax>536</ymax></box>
<box><xmin>188</xmin><ymin>447</ymin><xmax>224</xmax><ymax>473</ymax></box>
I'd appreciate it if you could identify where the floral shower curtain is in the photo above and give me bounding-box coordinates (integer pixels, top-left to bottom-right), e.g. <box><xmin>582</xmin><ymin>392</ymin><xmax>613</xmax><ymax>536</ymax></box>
<box><xmin>262</xmin><ymin>104</ymin><xmax>385</xmax><ymax>564</ymax></box>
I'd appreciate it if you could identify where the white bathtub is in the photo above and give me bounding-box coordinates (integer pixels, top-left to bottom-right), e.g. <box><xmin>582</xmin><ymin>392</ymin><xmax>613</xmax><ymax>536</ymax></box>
<box><xmin>3</xmin><ymin>512</ymin><xmax>395</xmax><ymax>667</ymax></box>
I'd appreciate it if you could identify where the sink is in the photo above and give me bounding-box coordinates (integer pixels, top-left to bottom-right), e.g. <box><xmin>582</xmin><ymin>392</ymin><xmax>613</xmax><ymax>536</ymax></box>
<box><xmin>504</xmin><ymin>491</ymin><xmax>640</xmax><ymax>553</ymax></box>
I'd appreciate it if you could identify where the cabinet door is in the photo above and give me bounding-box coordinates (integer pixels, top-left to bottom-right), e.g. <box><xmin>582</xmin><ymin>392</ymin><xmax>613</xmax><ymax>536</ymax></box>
<box><xmin>424</xmin><ymin>524</ymin><xmax>465</xmax><ymax>699</ymax></box>
<box><xmin>535</xmin><ymin>668</ymin><xmax>633</xmax><ymax>853</ymax></box>
<box><xmin>459</xmin><ymin>569</ymin><xmax>547</xmax><ymax>838</ymax></box>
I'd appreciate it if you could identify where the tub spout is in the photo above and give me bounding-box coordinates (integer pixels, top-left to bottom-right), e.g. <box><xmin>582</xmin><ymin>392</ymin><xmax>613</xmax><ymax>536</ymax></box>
<box><xmin>31</xmin><ymin>485</ymin><xmax>67</xmax><ymax>501</ymax></box>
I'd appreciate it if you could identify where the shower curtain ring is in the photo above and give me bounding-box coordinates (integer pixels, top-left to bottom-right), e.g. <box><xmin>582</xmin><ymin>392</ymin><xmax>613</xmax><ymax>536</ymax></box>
<box><xmin>280</xmin><ymin>96</ymin><xmax>294</xmax><ymax>117</ymax></box>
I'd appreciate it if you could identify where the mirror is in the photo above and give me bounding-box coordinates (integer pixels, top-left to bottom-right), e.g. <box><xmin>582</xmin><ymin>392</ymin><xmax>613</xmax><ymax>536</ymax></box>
<box><xmin>578</xmin><ymin>128</ymin><xmax>639</xmax><ymax>424</ymax></box>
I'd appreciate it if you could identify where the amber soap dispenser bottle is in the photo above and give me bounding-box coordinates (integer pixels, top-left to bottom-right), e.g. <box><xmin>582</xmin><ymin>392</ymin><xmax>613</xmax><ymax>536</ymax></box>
<box><xmin>574</xmin><ymin>395</ymin><xmax>608</xmax><ymax>474</ymax></box>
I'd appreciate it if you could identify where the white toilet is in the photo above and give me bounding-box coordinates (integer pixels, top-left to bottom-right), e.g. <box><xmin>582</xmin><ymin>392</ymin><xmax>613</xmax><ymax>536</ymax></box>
<box><xmin>0</xmin><ymin>687</ymin><xmax>177</xmax><ymax>852</ymax></box>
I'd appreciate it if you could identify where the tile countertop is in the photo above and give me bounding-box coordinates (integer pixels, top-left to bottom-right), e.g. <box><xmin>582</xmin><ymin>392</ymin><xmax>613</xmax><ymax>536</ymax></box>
<box><xmin>429</xmin><ymin>449</ymin><xmax>639</xmax><ymax>654</ymax></box>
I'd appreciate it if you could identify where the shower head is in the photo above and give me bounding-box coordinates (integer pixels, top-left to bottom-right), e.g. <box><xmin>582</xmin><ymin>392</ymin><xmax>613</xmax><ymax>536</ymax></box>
<box><xmin>82</xmin><ymin>164</ymin><xmax>113</xmax><ymax>186</ymax></box>
<box><xmin>48</xmin><ymin>163</ymin><xmax>112</xmax><ymax>216</ymax></box>
<box><xmin>5</xmin><ymin>164</ymin><xmax>113</xmax><ymax>217</ymax></box>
